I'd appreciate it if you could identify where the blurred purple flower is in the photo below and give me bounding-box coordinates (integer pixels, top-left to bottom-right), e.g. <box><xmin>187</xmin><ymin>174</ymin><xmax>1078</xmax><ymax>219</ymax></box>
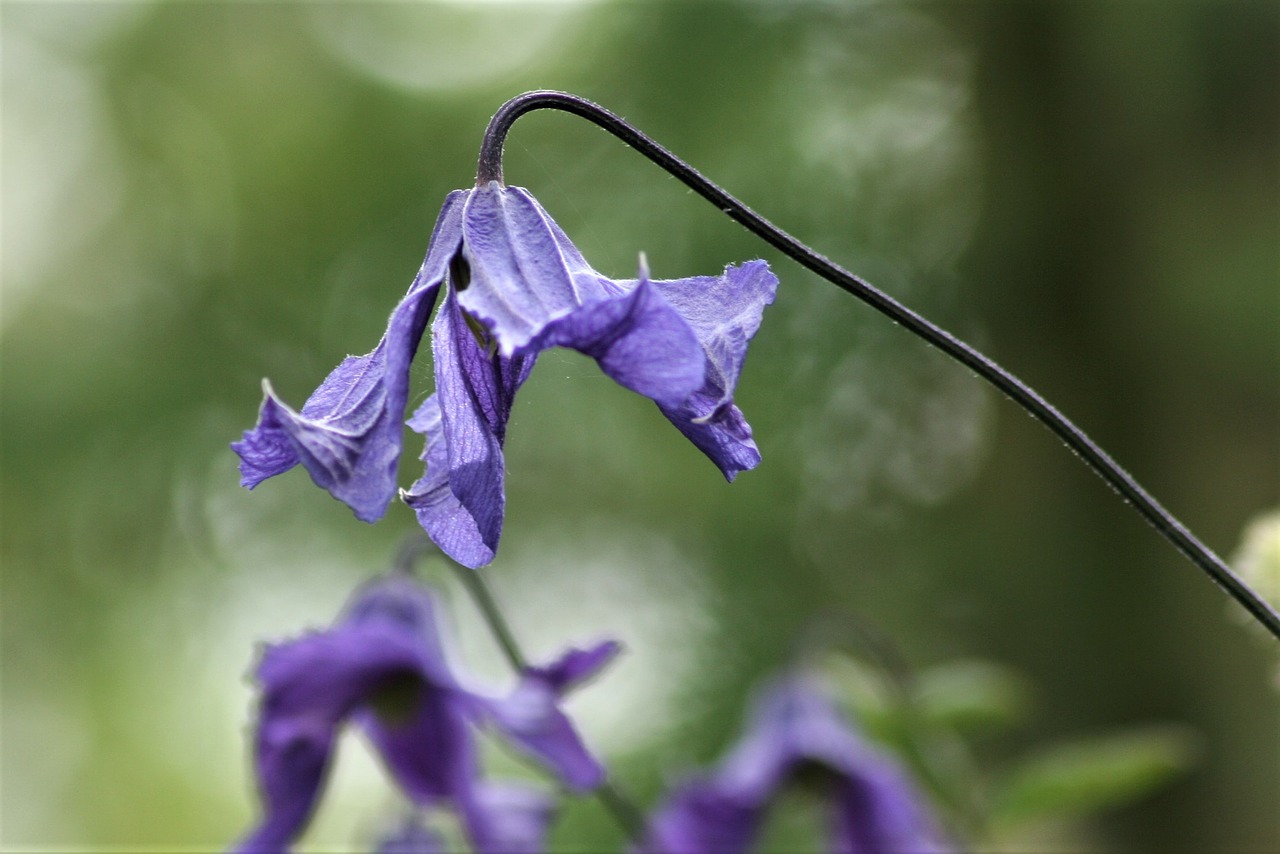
<box><xmin>373</xmin><ymin>815</ymin><xmax>444</xmax><ymax>854</ymax></box>
<box><xmin>233</xmin><ymin>183</ymin><xmax>777</xmax><ymax>567</ymax></box>
<box><xmin>640</xmin><ymin>674</ymin><xmax>952</xmax><ymax>854</ymax></box>
<box><xmin>232</xmin><ymin>575</ymin><xmax>618</xmax><ymax>854</ymax></box>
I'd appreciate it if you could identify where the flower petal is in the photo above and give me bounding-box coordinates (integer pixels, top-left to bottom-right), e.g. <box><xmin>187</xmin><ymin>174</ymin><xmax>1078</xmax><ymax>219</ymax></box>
<box><xmin>373</xmin><ymin>816</ymin><xmax>446</xmax><ymax>854</ymax></box>
<box><xmin>235</xmin><ymin>623</ymin><xmax>425</xmax><ymax>853</ymax></box>
<box><xmin>643</xmin><ymin>674</ymin><xmax>952</xmax><ymax>854</ymax></box>
<box><xmin>231</xmin><ymin>387</ymin><xmax>302</xmax><ymax>489</ymax></box>
<box><xmin>401</xmin><ymin>396</ymin><xmax>493</xmax><ymax>568</ymax></box>
<box><xmin>231</xmin><ymin>715</ymin><xmax>333</xmax><ymax>854</ymax></box>
<box><xmin>648</xmin><ymin>260</ymin><xmax>778</xmax><ymax>417</ymax></box>
<box><xmin>342</xmin><ymin>575</ymin><xmax>458</xmax><ymax>687</ymax></box>
<box><xmin>829</xmin><ymin>760</ymin><xmax>953</xmax><ymax>854</ymax></box>
<box><xmin>232</xmin><ymin>191</ymin><xmax>468</xmax><ymax>521</ymax></box>
<box><xmin>234</xmin><ymin>345</ymin><xmax>398</xmax><ymax>523</ymax></box>
<box><xmin>235</xmin><ymin>578</ymin><xmax>472</xmax><ymax>853</ymax></box>
<box><xmin>713</xmin><ymin>674</ymin><xmax>866</xmax><ymax>803</ymax></box>
<box><xmin>350</xmin><ymin>581</ymin><xmax>482</xmax><ymax>804</ymax></box>
<box><xmin>358</xmin><ymin>683</ymin><xmax>477</xmax><ymax>806</ymax></box>
<box><xmin>458</xmin><ymin>182</ymin><xmax>610</xmax><ymax>356</ymax></box>
<box><xmin>482</xmin><ymin>683</ymin><xmax>606</xmax><ymax>793</ymax></box>
<box><xmin>401</xmin><ymin>289</ymin><xmax>534</xmax><ymax>568</ymax></box>
<box><xmin>533</xmin><ymin>260</ymin><xmax>705</xmax><ymax>409</ymax></box>
<box><xmin>480</xmin><ymin>642</ymin><xmax>620</xmax><ymax>792</ymax></box>
<box><xmin>642</xmin><ymin>260</ymin><xmax>777</xmax><ymax>481</ymax></box>
<box><xmin>526</xmin><ymin>639</ymin><xmax>621</xmax><ymax>694</ymax></box>
<box><xmin>657</xmin><ymin>394</ymin><xmax>762</xmax><ymax>482</ymax></box>
<box><xmin>458</xmin><ymin>782</ymin><xmax>557</xmax><ymax>854</ymax></box>
<box><xmin>638</xmin><ymin>779</ymin><xmax>760</xmax><ymax>854</ymax></box>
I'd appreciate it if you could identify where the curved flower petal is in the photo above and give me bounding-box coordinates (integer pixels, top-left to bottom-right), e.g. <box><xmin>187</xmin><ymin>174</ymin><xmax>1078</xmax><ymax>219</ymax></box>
<box><xmin>458</xmin><ymin>782</ymin><xmax>558</xmax><ymax>854</ymax></box>
<box><xmin>341</xmin><ymin>580</ymin><xmax>475</xmax><ymax>804</ymax></box>
<box><xmin>638</xmin><ymin>779</ymin><xmax>760</xmax><ymax>854</ymax></box>
<box><xmin>458</xmin><ymin>182</ymin><xmax>610</xmax><ymax>355</ymax></box>
<box><xmin>231</xmin><ymin>191</ymin><xmax>468</xmax><ymax>521</ymax></box>
<box><xmin>641</xmin><ymin>674</ymin><xmax>952</xmax><ymax>854</ymax></box>
<box><xmin>645</xmin><ymin>260</ymin><xmax>778</xmax><ymax>481</ymax></box>
<box><xmin>481</xmin><ymin>641</ymin><xmax>620</xmax><ymax>792</ymax></box>
<box><xmin>231</xmin><ymin>716</ymin><xmax>332</xmax><ymax>854</ymax></box>
<box><xmin>830</xmin><ymin>759</ymin><xmax>953</xmax><ymax>854</ymax></box>
<box><xmin>713</xmin><ymin>674</ymin><xmax>867</xmax><ymax>802</ymax></box>
<box><xmin>342</xmin><ymin>576</ymin><xmax>458</xmax><ymax>688</ymax></box>
<box><xmin>533</xmin><ymin>260</ymin><xmax>704</xmax><ymax>409</ymax></box>
<box><xmin>483</xmin><ymin>683</ymin><xmax>605</xmax><ymax>792</ymax></box>
<box><xmin>232</xmin><ymin>387</ymin><xmax>303</xmax><ymax>489</ymax></box>
<box><xmin>236</xmin><ymin>579</ymin><xmax>464</xmax><ymax>853</ymax></box>
<box><xmin>358</xmin><ymin>683</ymin><xmax>477</xmax><ymax>806</ymax></box>
<box><xmin>649</xmin><ymin>260</ymin><xmax>778</xmax><ymax>417</ymax></box>
<box><xmin>401</xmin><ymin>396</ymin><xmax>493</xmax><ymax>568</ymax></box>
<box><xmin>451</xmin><ymin>182</ymin><xmax>774</xmax><ymax>508</ymax></box>
<box><xmin>528</xmin><ymin>639</ymin><xmax>621</xmax><ymax>694</ymax></box>
<box><xmin>234</xmin><ymin>346</ymin><xmax>397</xmax><ymax>522</ymax></box>
<box><xmin>657</xmin><ymin>395</ymin><xmax>762</xmax><ymax>482</ymax></box>
<box><xmin>401</xmin><ymin>287</ymin><xmax>534</xmax><ymax>568</ymax></box>
<box><xmin>236</xmin><ymin>623</ymin><xmax>425</xmax><ymax>854</ymax></box>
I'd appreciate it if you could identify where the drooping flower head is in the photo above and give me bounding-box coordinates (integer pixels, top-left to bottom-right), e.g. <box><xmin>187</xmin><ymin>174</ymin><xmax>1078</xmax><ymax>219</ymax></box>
<box><xmin>232</xmin><ymin>573</ymin><xmax>618</xmax><ymax>854</ymax></box>
<box><xmin>233</xmin><ymin>183</ymin><xmax>778</xmax><ymax>567</ymax></box>
<box><xmin>640</xmin><ymin>673</ymin><xmax>952</xmax><ymax>854</ymax></box>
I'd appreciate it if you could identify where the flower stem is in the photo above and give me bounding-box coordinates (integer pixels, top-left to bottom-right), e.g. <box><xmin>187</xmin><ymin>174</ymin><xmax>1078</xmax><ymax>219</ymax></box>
<box><xmin>446</xmin><ymin>559</ymin><xmax>648</xmax><ymax>841</ymax></box>
<box><xmin>393</xmin><ymin>534</ymin><xmax>439</xmax><ymax>578</ymax></box>
<box><xmin>450</xmin><ymin>559</ymin><xmax>528</xmax><ymax>670</ymax></box>
<box><xmin>476</xmin><ymin>89</ymin><xmax>1280</xmax><ymax>641</ymax></box>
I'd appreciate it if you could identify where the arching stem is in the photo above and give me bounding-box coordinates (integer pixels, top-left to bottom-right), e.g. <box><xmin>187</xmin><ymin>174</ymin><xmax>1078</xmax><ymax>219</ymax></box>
<box><xmin>477</xmin><ymin>90</ymin><xmax>1280</xmax><ymax>640</ymax></box>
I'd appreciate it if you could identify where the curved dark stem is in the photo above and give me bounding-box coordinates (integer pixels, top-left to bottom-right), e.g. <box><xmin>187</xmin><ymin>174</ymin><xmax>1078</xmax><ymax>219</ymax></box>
<box><xmin>477</xmin><ymin>89</ymin><xmax>1280</xmax><ymax>640</ymax></box>
<box><xmin>446</xmin><ymin>561</ymin><xmax>648</xmax><ymax>841</ymax></box>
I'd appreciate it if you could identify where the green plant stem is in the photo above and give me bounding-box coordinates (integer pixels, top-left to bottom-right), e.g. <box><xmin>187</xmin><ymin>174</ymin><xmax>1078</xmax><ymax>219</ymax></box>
<box><xmin>446</xmin><ymin>560</ymin><xmax>648</xmax><ymax>842</ymax></box>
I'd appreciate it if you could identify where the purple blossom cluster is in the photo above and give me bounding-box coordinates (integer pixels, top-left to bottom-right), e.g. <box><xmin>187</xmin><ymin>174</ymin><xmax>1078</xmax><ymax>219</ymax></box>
<box><xmin>234</xmin><ymin>183</ymin><xmax>777</xmax><ymax>569</ymax></box>
<box><xmin>233</xmin><ymin>575</ymin><xmax>613</xmax><ymax>854</ymax></box>
<box><xmin>232</xmin><ymin>572</ymin><xmax>949</xmax><ymax>854</ymax></box>
<box><xmin>232</xmin><ymin>184</ymin><xmax>950</xmax><ymax>851</ymax></box>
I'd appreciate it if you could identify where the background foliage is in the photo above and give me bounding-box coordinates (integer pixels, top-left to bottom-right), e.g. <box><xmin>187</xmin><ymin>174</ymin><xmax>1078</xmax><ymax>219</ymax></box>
<box><xmin>3</xmin><ymin>1</ymin><xmax>1277</xmax><ymax>850</ymax></box>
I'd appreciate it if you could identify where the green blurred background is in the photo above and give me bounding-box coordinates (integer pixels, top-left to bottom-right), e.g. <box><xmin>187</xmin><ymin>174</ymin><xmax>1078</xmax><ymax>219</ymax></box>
<box><xmin>3</xmin><ymin>1</ymin><xmax>1277</xmax><ymax>851</ymax></box>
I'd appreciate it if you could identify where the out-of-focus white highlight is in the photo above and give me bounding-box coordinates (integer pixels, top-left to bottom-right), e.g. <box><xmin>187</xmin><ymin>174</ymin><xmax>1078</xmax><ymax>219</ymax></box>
<box><xmin>305</xmin><ymin>4</ymin><xmax>595</xmax><ymax>94</ymax></box>
<box><xmin>453</xmin><ymin>527</ymin><xmax>720</xmax><ymax>758</ymax></box>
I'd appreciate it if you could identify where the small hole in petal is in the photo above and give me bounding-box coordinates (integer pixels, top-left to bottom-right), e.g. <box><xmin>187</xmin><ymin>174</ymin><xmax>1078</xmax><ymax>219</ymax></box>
<box><xmin>450</xmin><ymin>252</ymin><xmax>470</xmax><ymax>292</ymax></box>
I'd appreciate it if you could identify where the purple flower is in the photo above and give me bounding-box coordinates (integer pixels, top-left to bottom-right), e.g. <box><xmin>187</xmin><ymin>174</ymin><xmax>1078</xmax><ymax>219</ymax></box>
<box><xmin>373</xmin><ymin>815</ymin><xmax>444</xmax><ymax>854</ymax></box>
<box><xmin>232</xmin><ymin>575</ymin><xmax>618</xmax><ymax>854</ymax></box>
<box><xmin>641</xmin><ymin>674</ymin><xmax>952</xmax><ymax>854</ymax></box>
<box><xmin>233</xmin><ymin>183</ymin><xmax>778</xmax><ymax>567</ymax></box>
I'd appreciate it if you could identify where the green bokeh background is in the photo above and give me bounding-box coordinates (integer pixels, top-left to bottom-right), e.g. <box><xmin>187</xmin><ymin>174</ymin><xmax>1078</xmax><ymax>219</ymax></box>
<box><xmin>2</xmin><ymin>1</ymin><xmax>1276</xmax><ymax>851</ymax></box>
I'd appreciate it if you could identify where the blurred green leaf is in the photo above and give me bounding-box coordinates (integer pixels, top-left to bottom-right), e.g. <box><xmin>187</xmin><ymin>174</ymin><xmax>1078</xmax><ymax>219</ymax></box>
<box><xmin>914</xmin><ymin>659</ymin><xmax>1033</xmax><ymax>735</ymax></box>
<box><xmin>818</xmin><ymin>653</ymin><xmax>898</xmax><ymax>742</ymax></box>
<box><xmin>990</xmin><ymin>726</ymin><xmax>1200</xmax><ymax>833</ymax></box>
